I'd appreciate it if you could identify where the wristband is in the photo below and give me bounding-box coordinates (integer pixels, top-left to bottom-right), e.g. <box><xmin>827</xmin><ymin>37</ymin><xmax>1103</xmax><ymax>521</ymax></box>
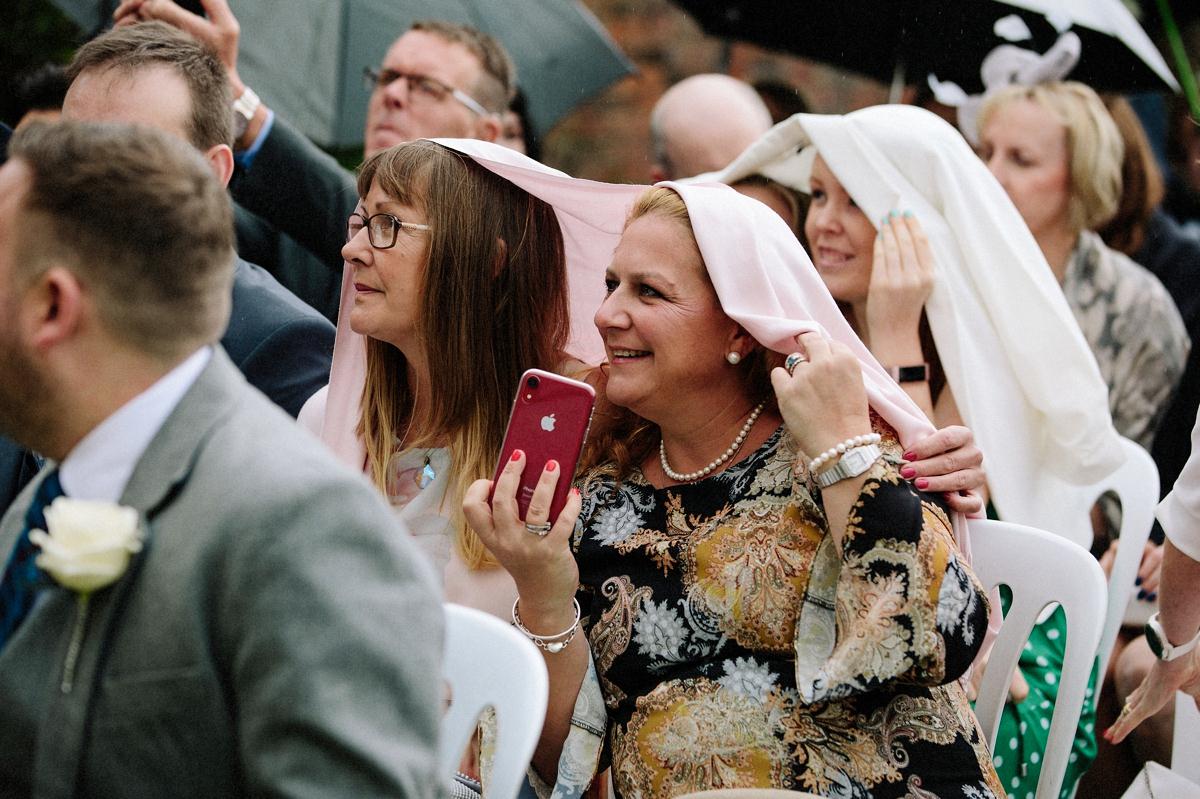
<box><xmin>886</xmin><ymin>363</ymin><xmax>929</xmax><ymax>383</ymax></box>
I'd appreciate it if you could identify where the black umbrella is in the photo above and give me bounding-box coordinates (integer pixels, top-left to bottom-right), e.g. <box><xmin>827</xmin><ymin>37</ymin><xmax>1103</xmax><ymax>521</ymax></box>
<box><xmin>674</xmin><ymin>0</ymin><xmax>1179</xmax><ymax>95</ymax></box>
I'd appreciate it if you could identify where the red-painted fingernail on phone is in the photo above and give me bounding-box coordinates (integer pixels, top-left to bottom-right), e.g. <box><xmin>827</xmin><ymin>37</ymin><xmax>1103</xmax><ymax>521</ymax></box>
<box><xmin>915</xmin><ymin>478</ymin><xmax>929</xmax><ymax>489</ymax></box>
<box><xmin>510</xmin><ymin>449</ymin><xmax>523</xmax><ymax>462</ymax></box>
<box><xmin>545</xmin><ymin>459</ymin><xmax>559</xmax><ymax>472</ymax></box>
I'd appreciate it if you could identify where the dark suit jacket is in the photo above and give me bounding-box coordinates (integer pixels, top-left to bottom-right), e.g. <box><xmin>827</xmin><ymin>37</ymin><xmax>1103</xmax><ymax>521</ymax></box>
<box><xmin>231</xmin><ymin>117</ymin><xmax>358</xmax><ymax>316</ymax></box>
<box><xmin>227</xmin><ymin>257</ymin><xmax>333</xmax><ymax>418</ymax></box>
<box><xmin>0</xmin><ymin>350</ymin><xmax>442</xmax><ymax>799</ymax></box>
<box><xmin>0</xmin><ymin>438</ymin><xmax>38</xmax><ymax>517</ymax></box>
<box><xmin>234</xmin><ymin>206</ymin><xmax>341</xmax><ymax>322</ymax></box>
<box><xmin>1136</xmin><ymin>209</ymin><xmax>1200</xmax><ymax>497</ymax></box>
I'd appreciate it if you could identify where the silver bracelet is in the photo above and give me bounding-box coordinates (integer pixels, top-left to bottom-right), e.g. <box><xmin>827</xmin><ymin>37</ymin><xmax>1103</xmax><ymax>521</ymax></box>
<box><xmin>511</xmin><ymin>597</ymin><xmax>581</xmax><ymax>653</ymax></box>
<box><xmin>808</xmin><ymin>433</ymin><xmax>882</xmax><ymax>475</ymax></box>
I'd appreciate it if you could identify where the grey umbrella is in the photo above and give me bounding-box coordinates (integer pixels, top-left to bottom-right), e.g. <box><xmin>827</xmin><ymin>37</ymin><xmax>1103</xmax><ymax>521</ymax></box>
<box><xmin>49</xmin><ymin>0</ymin><xmax>635</xmax><ymax>147</ymax></box>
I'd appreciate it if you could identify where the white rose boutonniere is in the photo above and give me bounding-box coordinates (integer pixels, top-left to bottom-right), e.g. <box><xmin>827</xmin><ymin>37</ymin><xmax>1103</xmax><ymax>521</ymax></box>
<box><xmin>29</xmin><ymin>498</ymin><xmax>144</xmax><ymax>692</ymax></box>
<box><xmin>29</xmin><ymin>499</ymin><xmax>143</xmax><ymax>592</ymax></box>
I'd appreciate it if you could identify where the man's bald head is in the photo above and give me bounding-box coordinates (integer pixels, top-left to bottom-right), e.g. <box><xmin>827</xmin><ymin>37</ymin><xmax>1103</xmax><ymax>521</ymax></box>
<box><xmin>649</xmin><ymin>74</ymin><xmax>773</xmax><ymax>181</ymax></box>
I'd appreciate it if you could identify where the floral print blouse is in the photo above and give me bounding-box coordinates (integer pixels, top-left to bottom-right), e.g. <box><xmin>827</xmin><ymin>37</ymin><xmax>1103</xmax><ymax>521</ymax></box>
<box><xmin>541</xmin><ymin>421</ymin><xmax>1002</xmax><ymax>799</ymax></box>
<box><xmin>1062</xmin><ymin>230</ymin><xmax>1189</xmax><ymax>449</ymax></box>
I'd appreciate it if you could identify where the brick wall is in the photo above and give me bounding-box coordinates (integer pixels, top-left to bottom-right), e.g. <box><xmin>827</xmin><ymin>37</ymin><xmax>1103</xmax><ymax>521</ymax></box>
<box><xmin>542</xmin><ymin>0</ymin><xmax>892</xmax><ymax>183</ymax></box>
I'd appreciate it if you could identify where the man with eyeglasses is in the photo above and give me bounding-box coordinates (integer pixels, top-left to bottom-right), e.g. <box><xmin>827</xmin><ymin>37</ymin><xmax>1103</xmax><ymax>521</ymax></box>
<box><xmin>115</xmin><ymin>0</ymin><xmax>516</xmax><ymax>316</ymax></box>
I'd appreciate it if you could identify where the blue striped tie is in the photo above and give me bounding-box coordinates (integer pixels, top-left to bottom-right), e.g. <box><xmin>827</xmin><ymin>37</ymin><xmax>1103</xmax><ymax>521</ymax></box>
<box><xmin>0</xmin><ymin>470</ymin><xmax>64</xmax><ymax>651</ymax></box>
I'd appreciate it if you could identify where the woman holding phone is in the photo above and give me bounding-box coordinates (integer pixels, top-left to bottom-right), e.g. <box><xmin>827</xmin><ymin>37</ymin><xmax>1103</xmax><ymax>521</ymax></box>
<box><xmin>303</xmin><ymin>138</ymin><xmax>986</xmax><ymax>620</ymax></box>
<box><xmin>465</xmin><ymin>183</ymin><xmax>1003</xmax><ymax>798</ymax></box>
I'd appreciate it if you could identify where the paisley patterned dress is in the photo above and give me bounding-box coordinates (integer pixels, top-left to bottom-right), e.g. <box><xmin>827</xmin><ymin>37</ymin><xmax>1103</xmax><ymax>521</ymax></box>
<box><xmin>548</xmin><ymin>422</ymin><xmax>1002</xmax><ymax>799</ymax></box>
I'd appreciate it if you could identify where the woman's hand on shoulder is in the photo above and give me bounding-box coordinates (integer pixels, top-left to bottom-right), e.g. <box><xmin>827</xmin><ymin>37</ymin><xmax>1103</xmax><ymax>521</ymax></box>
<box><xmin>865</xmin><ymin>212</ymin><xmax>935</xmax><ymax>346</ymax></box>
<box><xmin>771</xmin><ymin>331</ymin><xmax>873</xmax><ymax>459</ymax></box>
<box><xmin>900</xmin><ymin>424</ymin><xmax>985</xmax><ymax>515</ymax></box>
<box><xmin>462</xmin><ymin>450</ymin><xmax>581</xmax><ymax>611</ymax></box>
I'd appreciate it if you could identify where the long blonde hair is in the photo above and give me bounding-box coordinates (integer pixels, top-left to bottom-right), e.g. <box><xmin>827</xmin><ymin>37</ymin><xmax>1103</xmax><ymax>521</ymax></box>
<box><xmin>356</xmin><ymin>141</ymin><xmax>570</xmax><ymax>567</ymax></box>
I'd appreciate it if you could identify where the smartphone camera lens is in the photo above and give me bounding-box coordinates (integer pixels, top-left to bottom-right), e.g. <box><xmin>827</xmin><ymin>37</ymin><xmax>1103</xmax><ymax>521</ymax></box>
<box><xmin>526</xmin><ymin>375</ymin><xmax>540</xmax><ymax>390</ymax></box>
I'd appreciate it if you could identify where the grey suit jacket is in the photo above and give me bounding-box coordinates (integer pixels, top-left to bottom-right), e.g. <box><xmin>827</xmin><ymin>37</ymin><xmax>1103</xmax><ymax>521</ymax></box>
<box><xmin>0</xmin><ymin>350</ymin><xmax>442</xmax><ymax>799</ymax></box>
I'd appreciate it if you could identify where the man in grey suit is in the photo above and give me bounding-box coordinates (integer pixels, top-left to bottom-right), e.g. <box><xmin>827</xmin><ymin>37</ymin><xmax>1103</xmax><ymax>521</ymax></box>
<box><xmin>0</xmin><ymin>121</ymin><xmax>442</xmax><ymax>798</ymax></box>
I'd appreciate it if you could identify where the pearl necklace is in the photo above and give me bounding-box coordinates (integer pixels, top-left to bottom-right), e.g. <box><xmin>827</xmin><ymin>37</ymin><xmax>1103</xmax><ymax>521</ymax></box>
<box><xmin>659</xmin><ymin>401</ymin><xmax>766</xmax><ymax>483</ymax></box>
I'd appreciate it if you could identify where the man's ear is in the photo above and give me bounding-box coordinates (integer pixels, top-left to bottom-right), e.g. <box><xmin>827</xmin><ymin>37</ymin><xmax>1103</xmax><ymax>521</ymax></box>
<box><xmin>203</xmin><ymin>143</ymin><xmax>235</xmax><ymax>188</ymax></box>
<box><xmin>25</xmin><ymin>266</ymin><xmax>85</xmax><ymax>353</ymax></box>
<box><xmin>475</xmin><ymin>114</ymin><xmax>504</xmax><ymax>143</ymax></box>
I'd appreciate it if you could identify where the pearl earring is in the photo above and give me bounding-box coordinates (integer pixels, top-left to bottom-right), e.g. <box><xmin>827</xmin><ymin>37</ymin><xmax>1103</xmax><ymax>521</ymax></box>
<box><xmin>726</xmin><ymin>351</ymin><xmax>741</xmax><ymax>365</ymax></box>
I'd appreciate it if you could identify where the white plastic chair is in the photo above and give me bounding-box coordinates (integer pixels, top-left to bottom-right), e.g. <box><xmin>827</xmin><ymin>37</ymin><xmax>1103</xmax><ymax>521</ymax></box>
<box><xmin>1088</xmin><ymin>438</ymin><xmax>1160</xmax><ymax>677</ymax></box>
<box><xmin>440</xmin><ymin>603</ymin><xmax>549</xmax><ymax>799</ymax></box>
<box><xmin>1174</xmin><ymin>691</ymin><xmax>1200</xmax><ymax>785</ymax></box>
<box><xmin>968</xmin><ymin>518</ymin><xmax>1107</xmax><ymax>799</ymax></box>
<box><xmin>1034</xmin><ymin>438</ymin><xmax>1158</xmax><ymax>676</ymax></box>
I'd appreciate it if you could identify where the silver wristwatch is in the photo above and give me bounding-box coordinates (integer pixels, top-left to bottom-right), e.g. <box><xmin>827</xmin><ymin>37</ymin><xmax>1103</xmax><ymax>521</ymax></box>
<box><xmin>1145</xmin><ymin>612</ymin><xmax>1200</xmax><ymax>661</ymax></box>
<box><xmin>815</xmin><ymin>444</ymin><xmax>881</xmax><ymax>489</ymax></box>
<box><xmin>231</xmin><ymin>86</ymin><xmax>261</xmax><ymax>141</ymax></box>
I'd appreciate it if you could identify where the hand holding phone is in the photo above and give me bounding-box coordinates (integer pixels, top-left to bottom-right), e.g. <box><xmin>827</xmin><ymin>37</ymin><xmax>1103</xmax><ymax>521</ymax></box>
<box><xmin>488</xmin><ymin>369</ymin><xmax>595</xmax><ymax>523</ymax></box>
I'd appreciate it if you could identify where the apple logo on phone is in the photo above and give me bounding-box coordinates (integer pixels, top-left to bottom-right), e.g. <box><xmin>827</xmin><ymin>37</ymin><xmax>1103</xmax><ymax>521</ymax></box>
<box><xmin>541</xmin><ymin>413</ymin><xmax>557</xmax><ymax>432</ymax></box>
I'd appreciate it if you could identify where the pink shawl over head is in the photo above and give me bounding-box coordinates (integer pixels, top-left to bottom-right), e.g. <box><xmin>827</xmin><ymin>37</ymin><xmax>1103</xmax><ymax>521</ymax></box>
<box><xmin>310</xmin><ymin>139</ymin><xmax>938</xmax><ymax>468</ymax></box>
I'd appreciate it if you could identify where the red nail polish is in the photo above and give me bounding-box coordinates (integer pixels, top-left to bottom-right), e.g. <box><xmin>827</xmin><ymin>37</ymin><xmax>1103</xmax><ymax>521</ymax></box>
<box><xmin>545</xmin><ymin>459</ymin><xmax>559</xmax><ymax>472</ymax></box>
<box><xmin>571</xmin><ymin>487</ymin><xmax>580</xmax><ymax>497</ymax></box>
<box><xmin>902</xmin><ymin>451</ymin><xmax>917</xmax><ymax>461</ymax></box>
<box><xmin>915</xmin><ymin>478</ymin><xmax>929</xmax><ymax>489</ymax></box>
<box><xmin>900</xmin><ymin>465</ymin><xmax>916</xmax><ymax>478</ymax></box>
<box><xmin>510</xmin><ymin>450</ymin><xmax>522</xmax><ymax>462</ymax></box>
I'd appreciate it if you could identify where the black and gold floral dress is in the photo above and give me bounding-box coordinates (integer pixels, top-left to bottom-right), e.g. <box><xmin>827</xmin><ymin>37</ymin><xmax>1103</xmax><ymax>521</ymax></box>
<box><xmin>548</xmin><ymin>422</ymin><xmax>1003</xmax><ymax>799</ymax></box>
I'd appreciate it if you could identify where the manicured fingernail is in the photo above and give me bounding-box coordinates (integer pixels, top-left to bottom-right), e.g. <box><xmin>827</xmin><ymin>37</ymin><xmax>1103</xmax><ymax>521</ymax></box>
<box><xmin>900</xmin><ymin>465</ymin><xmax>917</xmax><ymax>478</ymax></box>
<box><xmin>1148</xmin><ymin>592</ymin><xmax>1158</xmax><ymax>602</ymax></box>
<box><xmin>915</xmin><ymin>478</ymin><xmax>929</xmax><ymax>489</ymax></box>
<box><xmin>902</xmin><ymin>209</ymin><xmax>914</xmax><ymax>218</ymax></box>
<box><xmin>1137</xmin><ymin>590</ymin><xmax>1147</xmax><ymax>600</ymax></box>
<box><xmin>1135</xmin><ymin>576</ymin><xmax>1142</xmax><ymax>586</ymax></box>
<box><xmin>902</xmin><ymin>451</ymin><xmax>917</xmax><ymax>461</ymax></box>
<box><xmin>510</xmin><ymin>449</ymin><xmax>523</xmax><ymax>462</ymax></box>
<box><xmin>888</xmin><ymin>210</ymin><xmax>897</xmax><ymax>220</ymax></box>
<box><xmin>571</xmin><ymin>487</ymin><xmax>580</xmax><ymax>497</ymax></box>
<box><xmin>545</xmin><ymin>459</ymin><xmax>559</xmax><ymax>472</ymax></box>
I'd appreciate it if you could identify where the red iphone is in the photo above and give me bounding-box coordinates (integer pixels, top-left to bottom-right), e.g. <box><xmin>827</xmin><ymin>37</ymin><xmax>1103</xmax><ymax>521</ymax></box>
<box><xmin>489</xmin><ymin>369</ymin><xmax>596</xmax><ymax>524</ymax></box>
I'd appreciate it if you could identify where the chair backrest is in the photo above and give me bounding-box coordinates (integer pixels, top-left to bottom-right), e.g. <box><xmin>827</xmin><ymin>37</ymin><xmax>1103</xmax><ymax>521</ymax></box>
<box><xmin>1174</xmin><ymin>691</ymin><xmax>1200</xmax><ymax>785</ymax></box>
<box><xmin>1088</xmin><ymin>438</ymin><xmax>1159</xmax><ymax>677</ymax></box>
<box><xmin>1024</xmin><ymin>438</ymin><xmax>1158</xmax><ymax>676</ymax></box>
<box><xmin>967</xmin><ymin>519</ymin><xmax>1107</xmax><ymax>799</ymax></box>
<box><xmin>440</xmin><ymin>603</ymin><xmax>549</xmax><ymax>799</ymax></box>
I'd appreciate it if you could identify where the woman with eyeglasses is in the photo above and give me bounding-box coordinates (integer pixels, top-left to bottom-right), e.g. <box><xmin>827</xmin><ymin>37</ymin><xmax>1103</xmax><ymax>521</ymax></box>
<box><xmin>301</xmin><ymin>136</ymin><xmax>993</xmax><ymax>794</ymax></box>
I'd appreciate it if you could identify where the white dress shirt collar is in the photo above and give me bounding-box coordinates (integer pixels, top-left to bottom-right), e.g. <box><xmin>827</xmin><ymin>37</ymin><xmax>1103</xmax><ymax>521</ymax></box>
<box><xmin>59</xmin><ymin>348</ymin><xmax>212</xmax><ymax>502</ymax></box>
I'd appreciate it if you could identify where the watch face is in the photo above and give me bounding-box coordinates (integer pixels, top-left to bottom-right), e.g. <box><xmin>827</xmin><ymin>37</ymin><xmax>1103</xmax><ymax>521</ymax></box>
<box><xmin>843</xmin><ymin>449</ymin><xmax>871</xmax><ymax>471</ymax></box>
<box><xmin>1145</xmin><ymin>620</ymin><xmax>1167</xmax><ymax>659</ymax></box>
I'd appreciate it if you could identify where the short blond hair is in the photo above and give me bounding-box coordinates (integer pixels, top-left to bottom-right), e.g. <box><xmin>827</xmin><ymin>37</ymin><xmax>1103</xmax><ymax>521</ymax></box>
<box><xmin>979</xmin><ymin>81</ymin><xmax>1124</xmax><ymax>232</ymax></box>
